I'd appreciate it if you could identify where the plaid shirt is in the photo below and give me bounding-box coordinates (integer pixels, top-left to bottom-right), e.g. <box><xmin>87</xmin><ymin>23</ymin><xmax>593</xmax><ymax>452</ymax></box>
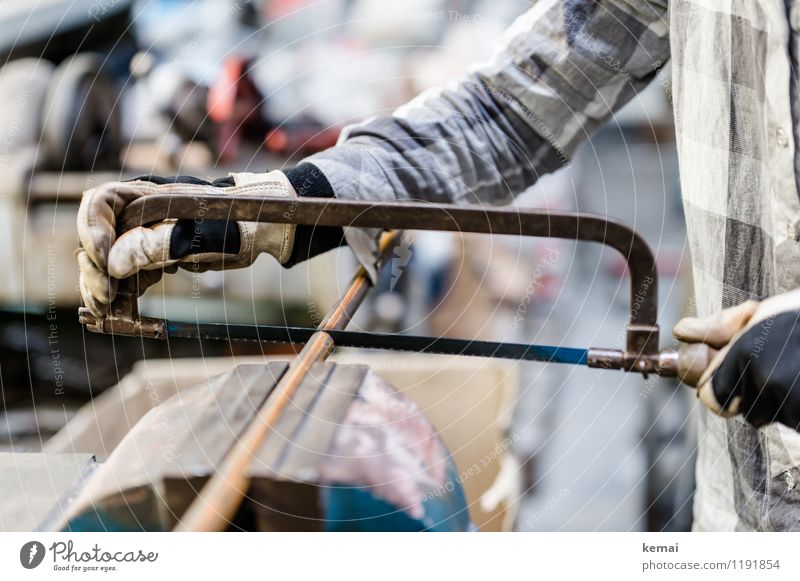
<box><xmin>303</xmin><ymin>0</ymin><xmax>800</xmax><ymax>530</ymax></box>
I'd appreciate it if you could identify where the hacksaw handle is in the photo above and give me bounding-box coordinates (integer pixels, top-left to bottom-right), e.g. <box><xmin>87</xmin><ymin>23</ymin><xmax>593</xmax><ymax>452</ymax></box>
<box><xmin>675</xmin><ymin>343</ymin><xmax>718</xmax><ymax>386</ymax></box>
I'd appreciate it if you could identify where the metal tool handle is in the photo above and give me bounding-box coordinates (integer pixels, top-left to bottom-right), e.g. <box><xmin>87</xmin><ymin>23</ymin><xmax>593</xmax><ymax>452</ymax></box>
<box><xmin>82</xmin><ymin>195</ymin><xmax>676</xmax><ymax>375</ymax></box>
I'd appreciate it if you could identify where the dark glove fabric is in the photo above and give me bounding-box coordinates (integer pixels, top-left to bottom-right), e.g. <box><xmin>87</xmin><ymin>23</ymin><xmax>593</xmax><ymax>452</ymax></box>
<box><xmin>127</xmin><ymin>164</ymin><xmax>345</xmax><ymax>264</ymax></box>
<box><xmin>127</xmin><ymin>174</ymin><xmax>241</xmax><ymax>259</ymax></box>
<box><xmin>282</xmin><ymin>163</ymin><xmax>346</xmax><ymax>267</ymax></box>
<box><xmin>711</xmin><ymin>310</ymin><xmax>800</xmax><ymax>430</ymax></box>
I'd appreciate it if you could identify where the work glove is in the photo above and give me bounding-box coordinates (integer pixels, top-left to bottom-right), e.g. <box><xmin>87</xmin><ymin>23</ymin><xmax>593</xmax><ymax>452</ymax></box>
<box><xmin>77</xmin><ymin>171</ymin><xmax>297</xmax><ymax>318</ymax></box>
<box><xmin>673</xmin><ymin>289</ymin><xmax>800</xmax><ymax>431</ymax></box>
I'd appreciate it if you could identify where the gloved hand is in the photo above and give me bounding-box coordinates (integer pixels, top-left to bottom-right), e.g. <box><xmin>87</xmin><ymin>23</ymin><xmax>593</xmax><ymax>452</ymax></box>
<box><xmin>77</xmin><ymin>171</ymin><xmax>297</xmax><ymax>317</ymax></box>
<box><xmin>673</xmin><ymin>289</ymin><xmax>800</xmax><ymax>430</ymax></box>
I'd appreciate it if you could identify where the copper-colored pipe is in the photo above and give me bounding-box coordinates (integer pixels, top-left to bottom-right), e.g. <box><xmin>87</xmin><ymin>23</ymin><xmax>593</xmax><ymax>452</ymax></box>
<box><xmin>174</xmin><ymin>231</ymin><xmax>400</xmax><ymax>531</ymax></box>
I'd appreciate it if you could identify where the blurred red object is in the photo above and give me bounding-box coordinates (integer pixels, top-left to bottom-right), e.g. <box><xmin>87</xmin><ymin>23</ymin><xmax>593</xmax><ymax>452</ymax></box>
<box><xmin>265</xmin><ymin>124</ymin><xmax>340</xmax><ymax>155</ymax></box>
<box><xmin>208</xmin><ymin>56</ymin><xmax>341</xmax><ymax>161</ymax></box>
<box><xmin>207</xmin><ymin>58</ymin><xmax>267</xmax><ymax>163</ymax></box>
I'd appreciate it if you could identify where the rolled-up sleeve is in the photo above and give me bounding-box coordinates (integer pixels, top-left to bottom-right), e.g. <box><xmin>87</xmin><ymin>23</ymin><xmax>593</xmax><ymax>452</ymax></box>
<box><xmin>300</xmin><ymin>0</ymin><xmax>671</xmax><ymax>279</ymax></box>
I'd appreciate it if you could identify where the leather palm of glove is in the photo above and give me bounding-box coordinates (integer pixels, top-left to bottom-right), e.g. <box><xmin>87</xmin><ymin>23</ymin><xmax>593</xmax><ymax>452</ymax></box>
<box><xmin>673</xmin><ymin>288</ymin><xmax>800</xmax><ymax>431</ymax></box>
<box><xmin>77</xmin><ymin>171</ymin><xmax>297</xmax><ymax>318</ymax></box>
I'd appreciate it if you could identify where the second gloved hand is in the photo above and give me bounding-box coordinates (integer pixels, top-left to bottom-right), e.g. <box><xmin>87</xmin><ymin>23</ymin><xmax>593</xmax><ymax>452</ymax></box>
<box><xmin>77</xmin><ymin>171</ymin><xmax>297</xmax><ymax>317</ymax></box>
<box><xmin>673</xmin><ymin>289</ymin><xmax>800</xmax><ymax>431</ymax></box>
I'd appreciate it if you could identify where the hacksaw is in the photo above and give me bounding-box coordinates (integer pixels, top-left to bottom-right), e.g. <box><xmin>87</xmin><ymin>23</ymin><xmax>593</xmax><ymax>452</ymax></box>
<box><xmin>79</xmin><ymin>195</ymin><xmax>710</xmax><ymax>379</ymax></box>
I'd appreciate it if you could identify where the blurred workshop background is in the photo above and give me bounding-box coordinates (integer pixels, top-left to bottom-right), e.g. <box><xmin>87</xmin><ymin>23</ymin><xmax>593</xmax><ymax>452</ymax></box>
<box><xmin>0</xmin><ymin>0</ymin><xmax>693</xmax><ymax>531</ymax></box>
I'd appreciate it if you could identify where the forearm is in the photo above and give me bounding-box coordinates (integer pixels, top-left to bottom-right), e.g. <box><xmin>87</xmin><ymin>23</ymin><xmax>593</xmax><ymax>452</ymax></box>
<box><xmin>302</xmin><ymin>1</ymin><xmax>670</xmax><ymax>207</ymax></box>
<box><xmin>305</xmin><ymin>74</ymin><xmax>566</xmax><ymax>208</ymax></box>
<box><xmin>283</xmin><ymin>1</ymin><xmax>670</xmax><ymax>275</ymax></box>
<box><xmin>280</xmin><ymin>77</ymin><xmax>565</xmax><ymax>267</ymax></box>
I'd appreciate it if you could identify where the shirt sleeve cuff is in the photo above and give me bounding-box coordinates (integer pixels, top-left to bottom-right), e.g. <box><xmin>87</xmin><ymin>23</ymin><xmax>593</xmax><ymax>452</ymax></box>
<box><xmin>284</xmin><ymin>162</ymin><xmax>382</xmax><ymax>282</ymax></box>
